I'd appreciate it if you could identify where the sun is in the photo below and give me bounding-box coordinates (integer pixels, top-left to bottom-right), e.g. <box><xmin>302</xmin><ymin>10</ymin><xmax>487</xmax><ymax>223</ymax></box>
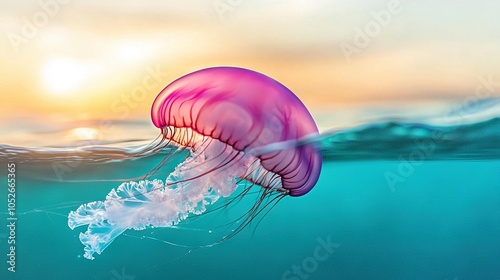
<box><xmin>70</xmin><ymin>127</ymin><xmax>100</xmax><ymax>141</ymax></box>
<box><xmin>42</xmin><ymin>58</ymin><xmax>88</xmax><ymax>96</ymax></box>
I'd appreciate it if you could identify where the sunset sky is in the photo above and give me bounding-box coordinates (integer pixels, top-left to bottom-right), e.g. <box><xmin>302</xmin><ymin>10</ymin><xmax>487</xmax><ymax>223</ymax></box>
<box><xmin>1</xmin><ymin>0</ymin><xmax>499</xmax><ymax>146</ymax></box>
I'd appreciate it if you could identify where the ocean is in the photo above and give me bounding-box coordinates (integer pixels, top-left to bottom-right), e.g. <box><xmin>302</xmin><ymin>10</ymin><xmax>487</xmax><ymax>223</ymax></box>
<box><xmin>1</xmin><ymin>111</ymin><xmax>499</xmax><ymax>280</ymax></box>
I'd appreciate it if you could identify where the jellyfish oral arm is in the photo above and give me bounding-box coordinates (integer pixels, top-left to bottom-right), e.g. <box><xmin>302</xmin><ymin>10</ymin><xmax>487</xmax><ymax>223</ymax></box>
<box><xmin>68</xmin><ymin>204</ymin><xmax>128</xmax><ymax>260</ymax></box>
<box><xmin>68</xmin><ymin>140</ymin><xmax>248</xmax><ymax>260</ymax></box>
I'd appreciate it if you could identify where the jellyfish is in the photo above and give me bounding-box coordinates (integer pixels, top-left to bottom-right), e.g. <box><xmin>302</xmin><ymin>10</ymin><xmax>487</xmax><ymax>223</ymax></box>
<box><xmin>68</xmin><ymin>66</ymin><xmax>322</xmax><ymax>260</ymax></box>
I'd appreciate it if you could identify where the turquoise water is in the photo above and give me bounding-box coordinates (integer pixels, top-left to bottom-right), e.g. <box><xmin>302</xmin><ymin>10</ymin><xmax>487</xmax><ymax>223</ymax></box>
<box><xmin>1</xmin><ymin>118</ymin><xmax>500</xmax><ymax>280</ymax></box>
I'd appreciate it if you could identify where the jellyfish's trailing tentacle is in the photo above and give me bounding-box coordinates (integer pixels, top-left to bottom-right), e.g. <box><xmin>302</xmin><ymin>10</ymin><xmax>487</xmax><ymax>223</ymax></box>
<box><xmin>68</xmin><ymin>139</ymin><xmax>252</xmax><ymax>260</ymax></box>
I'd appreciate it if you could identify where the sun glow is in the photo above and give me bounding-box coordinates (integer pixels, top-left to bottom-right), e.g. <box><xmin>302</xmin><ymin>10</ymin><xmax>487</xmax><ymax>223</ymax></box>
<box><xmin>70</xmin><ymin>127</ymin><xmax>100</xmax><ymax>141</ymax></box>
<box><xmin>42</xmin><ymin>58</ymin><xmax>89</xmax><ymax>95</ymax></box>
